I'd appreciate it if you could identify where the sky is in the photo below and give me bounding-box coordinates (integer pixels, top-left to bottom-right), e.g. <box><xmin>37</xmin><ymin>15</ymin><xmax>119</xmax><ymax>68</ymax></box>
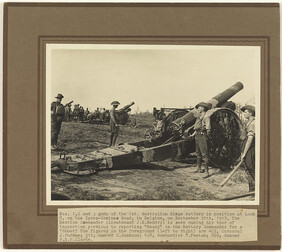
<box><xmin>49</xmin><ymin>44</ymin><xmax>260</xmax><ymax>113</ymax></box>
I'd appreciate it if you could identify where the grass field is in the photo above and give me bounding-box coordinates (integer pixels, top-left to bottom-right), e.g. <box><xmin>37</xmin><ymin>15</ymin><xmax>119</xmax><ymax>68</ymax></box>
<box><xmin>51</xmin><ymin>113</ymin><xmax>254</xmax><ymax>201</ymax></box>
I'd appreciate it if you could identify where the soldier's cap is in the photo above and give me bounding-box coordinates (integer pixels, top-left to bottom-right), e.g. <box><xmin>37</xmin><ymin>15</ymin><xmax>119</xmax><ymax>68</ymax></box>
<box><xmin>111</xmin><ymin>101</ymin><xmax>120</xmax><ymax>106</ymax></box>
<box><xmin>241</xmin><ymin>105</ymin><xmax>255</xmax><ymax>116</ymax></box>
<box><xmin>55</xmin><ymin>93</ymin><xmax>64</xmax><ymax>99</ymax></box>
<box><xmin>195</xmin><ymin>102</ymin><xmax>210</xmax><ymax>111</ymax></box>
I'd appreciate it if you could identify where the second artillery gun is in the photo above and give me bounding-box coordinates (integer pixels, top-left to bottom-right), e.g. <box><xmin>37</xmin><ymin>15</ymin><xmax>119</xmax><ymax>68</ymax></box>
<box><xmin>52</xmin><ymin>82</ymin><xmax>244</xmax><ymax>175</ymax></box>
<box><xmin>84</xmin><ymin>102</ymin><xmax>135</xmax><ymax>125</ymax></box>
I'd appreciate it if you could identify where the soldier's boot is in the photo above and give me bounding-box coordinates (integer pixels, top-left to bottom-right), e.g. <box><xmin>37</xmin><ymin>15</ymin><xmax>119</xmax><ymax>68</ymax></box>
<box><xmin>202</xmin><ymin>164</ymin><xmax>210</xmax><ymax>178</ymax></box>
<box><xmin>246</xmin><ymin>170</ymin><xmax>255</xmax><ymax>192</ymax></box>
<box><xmin>112</xmin><ymin>133</ymin><xmax>118</xmax><ymax>146</ymax></box>
<box><xmin>248</xmin><ymin>181</ymin><xmax>255</xmax><ymax>192</ymax></box>
<box><xmin>247</xmin><ymin>176</ymin><xmax>255</xmax><ymax>192</ymax></box>
<box><xmin>195</xmin><ymin>160</ymin><xmax>202</xmax><ymax>173</ymax></box>
<box><xmin>109</xmin><ymin>133</ymin><xmax>114</xmax><ymax>147</ymax></box>
<box><xmin>195</xmin><ymin>165</ymin><xmax>201</xmax><ymax>173</ymax></box>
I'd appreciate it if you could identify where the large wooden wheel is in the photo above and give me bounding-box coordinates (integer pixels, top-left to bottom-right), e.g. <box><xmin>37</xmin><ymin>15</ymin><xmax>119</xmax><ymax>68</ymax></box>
<box><xmin>207</xmin><ymin>108</ymin><xmax>243</xmax><ymax>170</ymax></box>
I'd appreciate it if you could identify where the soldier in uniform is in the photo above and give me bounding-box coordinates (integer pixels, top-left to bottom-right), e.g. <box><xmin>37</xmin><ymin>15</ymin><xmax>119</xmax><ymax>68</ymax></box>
<box><xmin>100</xmin><ymin>108</ymin><xmax>105</xmax><ymax>121</ymax></box>
<box><xmin>109</xmin><ymin>101</ymin><xmax>120</xmax><ymax>146</ymax></box>
<box><xmin>73</xmin><ymin>104</ymin><xmax>79</xmax><ymax>122</ymax></box>
<box><xmin>51</xmin><ymin>94</ymin><xmax>65</xmax><ymax>150</ymax></box>
<box><xmin>94</xmin><ymin>107</ymin><xmax>100</xmax><ymax>119</ymax></box>
<box><xmin>65</xmin><ymin>104</ymin><xmax>72</xmax><ymax>122</ymax></box>
<box><xmin>240</xmin><ymin>105</ymin><xmax>255</xmax><ymax>192</ymax></box>
<box><xmin>190</xmin><ymin>102</ymin><xmax>211</xmax><ymax>177</ymax></box>
<box><xmin>84</xmin><ymin>108</ymin><xmax>90</xmax><ymax>120</ymax></box>
<box><xmin>79</xmin><ymin>106</ymin><xmax>84</xmax><ymax>122</ymax></box>
<box><xmin>153</xmin><ymin>107</ymin><xmax>158</xmax><ymax>120</ymax></box>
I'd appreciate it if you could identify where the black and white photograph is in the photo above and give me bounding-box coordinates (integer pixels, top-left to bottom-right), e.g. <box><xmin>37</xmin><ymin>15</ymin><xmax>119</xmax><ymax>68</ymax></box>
<box><xmin>47</xmin><ymin>44</ymin><xmax>260</xmax><ymax>205</ymax></box>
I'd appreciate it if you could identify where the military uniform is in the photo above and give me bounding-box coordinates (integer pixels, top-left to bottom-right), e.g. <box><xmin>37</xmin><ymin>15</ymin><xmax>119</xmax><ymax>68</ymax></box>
<box><xmin>195</xmin><ymin>113</ymin><xmax>210</xmax><ymax>171</ymax></box>
<box><xmin>194</xmin><ymin>102</ymin><xmax>211</xmax><ymax>175</ymax></box>
<box><xmin>65</xmin><ymin>105</ymin><xmax>71</xmax><ymax>122</ymax></box>
<box><xmin>110</xmin><ymin>109</ymin><xmax>119</xmax><ymax>133</ymax></box>
<box><xmin>109</xmin><ymin>101</ymin><xmax>120</xmax><ymax>146</ymax></box>
<box><xmin>51</xmin><ymin>94</ymin><xmax>65</xmax><ymax>149</ymax></box>
<box><xmin>241</xmin><ymin>105</ymin><xmax>255</xmax><ymax>191</ymax></box>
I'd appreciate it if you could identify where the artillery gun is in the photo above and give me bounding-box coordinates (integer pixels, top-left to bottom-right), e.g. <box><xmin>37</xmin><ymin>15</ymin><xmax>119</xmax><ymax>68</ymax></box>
<box><xmin>52</xmin><ymin>82</ymin><xmax>244</xmax><ymax>175</ymax></box>
<box><xmin>115</xmin><ymin>102</ymin><xmax>135</xmax><ymax>125</ymax></box>
<box><xmin>83</xmin><ymin>102</ymin><xmax>135</xmax><ymax>125</ymax></box>
<box><xmin>146</xmin><ymin>107</ymin><xmax>194</xmax><ymax>141</ymax></box>
<box><xmin>65</xmin><ymin>101</ymin><xmax>73</xmax><ymax>107</ymax></box>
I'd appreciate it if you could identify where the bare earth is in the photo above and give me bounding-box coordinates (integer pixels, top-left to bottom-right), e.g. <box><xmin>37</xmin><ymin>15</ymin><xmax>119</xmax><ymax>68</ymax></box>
<box><xmin>51</xmin><ymin>115</ymin><xmax>254</xmax><ymax>202</ymax></box>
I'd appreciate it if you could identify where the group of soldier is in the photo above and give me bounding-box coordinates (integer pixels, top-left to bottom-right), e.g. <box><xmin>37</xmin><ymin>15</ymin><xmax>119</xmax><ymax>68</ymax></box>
<box><xmin>65</xmin><ymin>103</ymin><xmax>88</xmax><ymax>122</ymax></box>
<box><xmin>51</xmin><ymin>94</ymin><xmax>129</xmax><ymax>150</ymax></box>
<box><xmin>65</xmin><ymin>104</ymin><xmax>109</xmax><ymax>123</ymax></box>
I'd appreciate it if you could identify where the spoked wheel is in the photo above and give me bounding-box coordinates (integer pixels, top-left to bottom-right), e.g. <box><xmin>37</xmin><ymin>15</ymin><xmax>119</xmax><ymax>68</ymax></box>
<box><xmin>207</xmin><ymin>108</ymin><xmax>243</xmax><ymax>170</ymax></box>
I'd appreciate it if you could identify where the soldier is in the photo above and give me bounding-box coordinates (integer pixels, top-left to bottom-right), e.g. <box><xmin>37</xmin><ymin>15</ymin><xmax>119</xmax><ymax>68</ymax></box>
<box><xmin>51</xmin><ymin>94</ymin><xmax>65</xmax><ymax>150</ymax></box>
<box><xmin>84</xmin><ymin>108</ymin><xmax>90</xmax><ymax>120</ymax></box>
<box><xmin>153</xmin><ymin>107</ymin><xmax>158</xmax><ymax>121</ymax></box>
<box><xmin>94</xmin><ymin>107</ymin><xmax>100</xmax><ymax>119</ymax></box>
<box><xmin>240</xmin><ymin>105</ymin><xmax>255</xmax><ymax>192</ymax></box>
<box><xmin>158</xmin><ymin>108</ymin><xmax>166</xmax><ymax>121</ymax></box>
<box><xmin>65</xmin><ymin>104</ymin><xmax>72</xmax><ymax>122</ymax></box>
<box><xmin>73</xmin><ymin>104</ymin><xmax>80</xmax><ymax>122</ymax></box>
<box><xmin>79</xmin><ymin>106</ymin><xmax>84</xmax><ymax>122</ymax></box>
<box><xmin>100</xmin><ymin>108</ymin><xmax>106</xmax><ymax>121</ymax></box>
<box><xmin>109</xmin><ymin>101</ymin><xmax>120</xmax><ymax>146</ymax></box>
<box><xmin>190</xmin><ymin>102</ymin><xmax>211</xmax><ymax>177</ymax></box>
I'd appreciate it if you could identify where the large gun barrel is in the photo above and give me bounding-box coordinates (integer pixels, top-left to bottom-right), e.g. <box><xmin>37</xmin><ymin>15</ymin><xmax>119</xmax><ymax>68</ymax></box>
<box><xmin>120</xmin><ymin>102</ymin><xmax>135</xmax><ymax>112</ymax></box>
<box><xmin>65</xmin><ymin>101</ymin><xmax>73</xmax><ymax>107</ymax></box>
<box><xmin>116</xmin><ymin>102</ymin><xmax>135</xmax><ymax>125</ymax></box>
<box><xmin>173</xmin><ymin>82</ymin><xmax>244</xmax><ymax>130</ymax></box>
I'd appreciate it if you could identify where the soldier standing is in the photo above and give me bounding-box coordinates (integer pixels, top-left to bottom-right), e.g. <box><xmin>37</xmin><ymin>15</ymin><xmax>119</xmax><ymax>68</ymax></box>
<box><xmin>65</xmin><ymin>104</ymin><xmax>72</xmax><ymax>122</ymax></box>
<box><xmin>109</xmin><ymin>101</ymin><xmax>120</xmax><ymax>146</ymax></box>
<box><xmin>79</xmin><ymin>106</ymin><xmax>84</xmax><ymax>122</ymax></box>
<box><xmin>73</xmin><ymin>104</ymin><xmax>79</xmax><ymax>122</ymax></box>
<box><xmin>190</xmin><ymin>102</ymin><xmax>211</xmax><ymax>178</ymax></box>
<box><xmin>94</xmin><ymin>107</ymin><xmax>100</xmax><ymax>119</ymax></box>
<box><xmin>240</xmin><ymin>105</ymin><xmax>255</xmax><ymax>192</ymax></box>
<box><xmin>51</xmin><ymin>94</ymin><xmax>65</xmax><ymax>150</ymax></box>
<box><xmin>84</xmin><ymin>108</ymin><xmax>90</xmax><ymax>120</ymax></box>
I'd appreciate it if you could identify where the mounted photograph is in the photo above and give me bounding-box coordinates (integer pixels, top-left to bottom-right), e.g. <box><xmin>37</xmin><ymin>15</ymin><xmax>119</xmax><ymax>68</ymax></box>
<box><xmin>46</xmin><ymin>44</ymin><xmax>260</xmax><ymax>205</ymax></box>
